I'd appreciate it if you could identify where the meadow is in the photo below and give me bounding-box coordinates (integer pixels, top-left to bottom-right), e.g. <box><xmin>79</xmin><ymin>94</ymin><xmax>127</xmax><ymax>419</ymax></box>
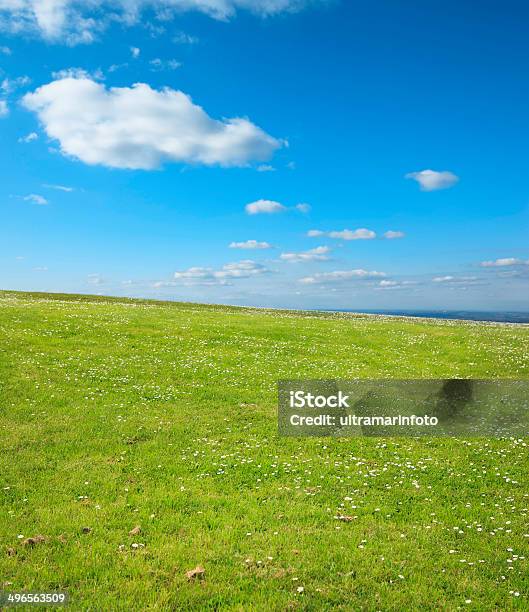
<box><xmin>1</xmin><ymin>290</ymin><xmax>528</xmax><ymax>610</ymax></box>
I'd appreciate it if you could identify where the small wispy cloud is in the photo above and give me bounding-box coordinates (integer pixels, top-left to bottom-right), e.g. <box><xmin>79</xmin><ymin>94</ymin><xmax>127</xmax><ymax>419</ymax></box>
<box><xmin>384</xmin><ymin>230</ymin><xmax>405</xmax><ymax>239</ymax></box>
<box><xmin>149</xmin><ymin>58</ymin><xmax>182</xmax><ymax>71</ymax></box>
<box><xmin>245</xmin><ymin>199</ymin><xmax>310</xmax><ymax>215</ymax></box>
<box><xmin>375</xmin><ymin>279</ymin><xmax>418</xmax><ymax>290</ymax></box>
<box><xmin>43</xmin><ymin>184</ymin><xmax>74</xmax><ymax>192</ymax></box>
<box><xmin>480</xmin><ymin>257</ymin><xmax>529</xmax><ymax>267</ymax></box>
<box><xmin>130</xmin><ymin>46</ymin><xmax>140</xmax><ymax>59</ymax></box>
<box><xmin>300</xmin><ymin>269</ymin><xmax>386</xmax><ymax>284</ymax></box>
<box><xmin>0</xmin><ymin>46</ymin><xmax>11</xmax><ymax>55</ymax></box>
<box><xmin>307</xmin><ymin>228</ymin><xmax>376</xmax><ymax>240</ymax></box>
<box><xmin>245</xmin><ymin>199</ymin><xmax>286</xmax><ymax>215</ymax></box>
<box><xmin>213</xmin><ymin>260</ymin><xmax>269</xmax><ymax>279</ymax></box>
<box><xmin>1</xmin><ymin>75</ymin><xmax>31</xmax><ymax>93</ymax></box>
<box><xmin>405</xmin><ymin>169</ymin><xmax>459</xmax><ymax>191</ymax></box>
<box><xmin>229</xmin><ymin>240</ymin><xmax>271</xmax><ymax>250</ymax></box>
<box><xmin>295</xmin><ymin>203</ymin><xmax>311</xmax><ymax>213</ymax></box>
<box><xmin>256</xmin><ymin>164</ymin><xmax>275</xmax><ymax>172</ymax></box>
<box><xmin>23</xmin><ymin>193</ymin><xmax>48</xmax><ymax>205</ymax></box>
<box><xmin>0</xmin><ymin>100</ymin><xmax>8</xmax><ymax>117</ymax></box>
<box><xmin>432</xmin><ymin>276</ymin><xmax>482</xmax><ymax>286</ymax></box>
<box><xmin>161</xmin><ymin>260</ymin><xmax>270</xmax><ymax>286</ymax></box>
<box><xmin>173</xmin><ymin>32</ymin><xmax>199</xmax><ymax>45</ymax></box>
<box><xmin>18</xmin><ymin>131</ymin><xmax>38</xmax><ymax>143</ymax></box>
<box><xmin>87</xmin><ymin>273</ymin><xmax>105</xmax><ymax>285</ymax></box>
<box><xmin>108</xmin><ymin>62</ymin><xmax>128</xmax><ymax>73</ymax></box>
<box><xmin>280</xmin><ymin>246</ymin><xmax>330</xmax><ymax>263</ymax></box>
<box><xmin>51</xmin><ymin>67</ymin><xmax>104</xmax><ymax>80</ymax></box>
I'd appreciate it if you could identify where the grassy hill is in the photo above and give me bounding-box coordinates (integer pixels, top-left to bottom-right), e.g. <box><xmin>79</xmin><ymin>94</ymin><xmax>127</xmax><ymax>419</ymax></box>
<box><xmin>1</xmin><ymin>291</ymin><xmax>528</xmax><ymax>610</ymax></box>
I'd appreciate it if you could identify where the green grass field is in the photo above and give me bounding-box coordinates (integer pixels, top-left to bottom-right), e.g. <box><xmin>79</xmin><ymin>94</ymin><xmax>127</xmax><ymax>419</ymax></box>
<box><xmin>1</xmin><ymin>290</ymin><xmax>528</xmax><ymax>610</ymax></box>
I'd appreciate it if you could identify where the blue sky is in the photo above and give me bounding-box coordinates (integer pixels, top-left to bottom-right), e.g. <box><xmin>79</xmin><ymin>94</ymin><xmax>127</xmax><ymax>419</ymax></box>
<box><xmin>1</xmin><ymin>0</ymin><xmax>528</xmax><ymax>310</ymax></box>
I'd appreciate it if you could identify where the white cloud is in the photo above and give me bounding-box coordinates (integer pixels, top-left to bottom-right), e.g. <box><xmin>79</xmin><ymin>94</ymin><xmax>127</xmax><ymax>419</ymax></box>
<box><xmin>307</xmin><ymin>228</ymin><xmax>376</xmax><ymax>240</ymax></box>
<box><xmin>300</xmin><ymin>269</ymin><xmax>386</xmax><ymax>284</ymax></box>
<box><xmin>0</xmin><ymin>1</ymin><xmax>319</xmax><ymax>44</ymax></box>
<box><xmin>51</xmin><ymin>67</ymin><xmax>104</xmax><ymax>80</ymax></box>
<box><xmin>149</xmin><ymin>58</ymin><xmax>182</xmax><ymax>71</ymax></box>
<box><xmin>329</xmin><ymin>228</ymin><xmax>375</xmax><ymax>240</ymax></box>
<box><xmin>245</xmin><ymin>199</ymin><xmax>310</xmax><ymax>214</ymax></box>
<box><xmin>130</xmin><ymin>46</ymin><xmax>140</xmax><ymax>58</ymax></box>
<box><xmin>384</xmin><ymin>230</ymin><xmax>405</xmax><ymax>239</ymax></box>
<box><xmin>0</xmin><ymin>45</ymin><xmax>11</xmax><ymax>54</ymax></box>
<box><xmin>23</xmin><ymin>77</ymin><xmax>282</xmax><ymax>170</ymax></box>
<box><xmin>216</xmin><ymin>260</ymin><xmax>269</xmax><ymax>278</ymax></box>
<box><xmin>480</xmin><ymin>257</ymin><xmax>529</xmax><ymax>267</ymax></box>
<box><xmin>376</xmin><ymin>279</ymin><xmax>418</xmax><ymax>291</ymax></box>
<box><xmin>160</xmin><ymin>268</ymin><xmax>215</xmax><ymax>285</ymax></box>
<box><xmin>1</xmin><ymin>75</ymin><xmax>31</xmax><ymax>93</ymax></box>
<box><xmin>43</xmin><ymin>183</ymin><xmax>74</xmax><ymax>191</ymax></box>
<box><xmin>173</xmin><ymin>31</ymin><xmax>199</xmax><ymax>44</ymax></box>
<box><xmin>108</xmin><ymin>62</ymin><xmax>128</xmax><ymax>73</ymax></box>
<box><xmin>23</xmin><ymin>193</ymin><xmax>48</xmax><ymax>205</ymax></box>
<box><xmin>229</xmin><ymin>239</ymin><xmax>271</xmax><ymax>249</ymax></box>
<box><xmin>256</xmin><ymin>164</ymin><xmax>275</xmax><ymax>172</ymax></box>
<box><xmin>169</xmin><ymin>259</ymin><xmax>270</xmax><ymax>285</ymax></box>
<box><xmin>33</xmin><ymin>266</ymin><xmax>48</xmax><ymax>271</ymax></box>
<box><xmin>87</xmin><ymin>273</ymin><xmax>105</xmax><ymax>285</ymax></box>
<box><xmin>280</xmin><ymin>245</ymin><xmax>330</xmax><ymax>263</ymax></box>
<box><xmin>405</xmin><ymin>169</ymin><xmax>459</xmax><ymax>191</ymax></box>
<box><xmin>18</xmin><ymin>131</ymin><xmax>38</xmax><ymax>143</ymax></box>
<box><xmin>245</xmin><ymin>199</ymin><xmax>286</xmax><ymax>214</ymax></box>
<box><xmin>0</xmin><ymin>99</ymin><xmax>8</xmax><ymax>117</ymax></box>
<box><xmin>295</xmin><ymin>202</ymin><xmax>311</xmax><ymax>213</ymax></box>
<box><xmin>432</xmin><ymin>275</ymin><xmax>479</xmax><ymax>284</ymax></box>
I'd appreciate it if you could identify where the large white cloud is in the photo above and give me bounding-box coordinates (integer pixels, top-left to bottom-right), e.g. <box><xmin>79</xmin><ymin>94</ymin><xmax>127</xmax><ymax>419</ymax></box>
<box><xmin>0</xmin><ymin>1</ymin><xmax>317</xmax><ymax>43</ymax></box>
<box><xmin>22</xmin><ymin>77</ymin><xmax>282</xmax><ymax>170</ymax></box>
